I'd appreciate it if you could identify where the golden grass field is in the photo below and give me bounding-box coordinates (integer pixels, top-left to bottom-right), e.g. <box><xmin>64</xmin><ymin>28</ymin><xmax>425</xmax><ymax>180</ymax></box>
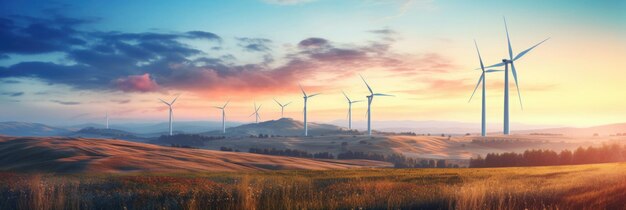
<box><xmin>2</xmin><ymin>162</ymin><xmax>626</xmax><ymax>209</ymax></box>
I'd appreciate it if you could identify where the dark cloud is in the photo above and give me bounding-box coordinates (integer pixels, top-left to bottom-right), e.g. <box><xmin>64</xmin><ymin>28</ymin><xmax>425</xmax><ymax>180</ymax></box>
<box><xmin>0</xmin><ymin>15</ymin><xmax>87</xmax><ymax>54</ymax></box>
<box><xmin>0</xmin><ymin>15</ymin><xmax>454</xmax><ymax>96</ymax></box>
<box><xmin>1</xmin><ymin>92</ymin><xmax>24</xmax><ymax>97</ymax></box>
<box><xmin>51</xmin><ymin>100</ymin><xmax>81</xmax><ymax>105</ymax></box>
<box><xmin>1</xmin><ymin>79</ymin><xmax>20</xmax><ymax>84</ymax></box>
<box><xmin>0</xmin><ymin>54</ymin><xmax>9</xmax><ymax>59</ymax></box>
<box><xmin>237</xmin><ymin>37</ymin><xmax>272</xmax><ymax>52</ymax></box>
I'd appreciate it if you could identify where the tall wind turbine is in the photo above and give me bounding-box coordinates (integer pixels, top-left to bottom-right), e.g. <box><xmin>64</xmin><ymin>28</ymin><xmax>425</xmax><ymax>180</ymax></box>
<box><xmin>300</xmin><ymin>84</ymin><xmax>320</xmax><ymax>136</ymax></box>
<box><xmin>273</xmin><ymin>98</ymin><xmax>292</xmax><ymax>119</ymax></box>
<box><xmin>481</xmin><ymin>17</ymin><xmax>549</xmax><ymax>135</ymax></box>
<box><xmin>214</xmin><ymin>100</ymin><xmax>229</xmax><ymax>134</ymax></box>
<box><xmin>469</xmin><ymin>40</ymin><xmax>503</xmax><ymax>137</ymax></box>
<box><xmin>159</xmin><ymin>95</ymin><xmax>179</xmax><ymax>136</ymax></box>
<box><xmin>105</xmin><ymin>112</ymin><xmax>109</xmax><ymax>129</ymax></box>
<box><xmin>249</xmin><ymin>103</ymin><xmax>261</xmax><ymax>123</ymax></box>
<box><xmin>342</xmin><ymin>91</ymin><xmax>362</xmax><ymax>130</ymax></box>
<box><xmin>360</xmin><ymin>75</ymin><xmax>393</xmax><ymax>136</ymax></box>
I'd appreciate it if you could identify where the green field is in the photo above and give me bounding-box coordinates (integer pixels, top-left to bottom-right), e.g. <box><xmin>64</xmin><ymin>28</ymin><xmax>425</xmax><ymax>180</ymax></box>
<box><xmin>2</xmin><ymin>162</ymin><xmax>625</xmax><ymax>209</ymax></box>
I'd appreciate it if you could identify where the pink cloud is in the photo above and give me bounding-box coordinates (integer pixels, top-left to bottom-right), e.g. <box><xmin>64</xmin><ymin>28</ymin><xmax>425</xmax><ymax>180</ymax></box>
<box><xmin>114</xmin><ymin>73</ymin><xmax>159</xmax><ymax>92</ymax></box>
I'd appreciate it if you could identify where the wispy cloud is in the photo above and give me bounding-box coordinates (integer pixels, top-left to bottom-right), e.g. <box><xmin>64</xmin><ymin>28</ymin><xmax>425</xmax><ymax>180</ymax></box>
<box><xmin>50</xmin><ymin>100</ymin><xmax>81</xmax><ymax>105</ymax></box>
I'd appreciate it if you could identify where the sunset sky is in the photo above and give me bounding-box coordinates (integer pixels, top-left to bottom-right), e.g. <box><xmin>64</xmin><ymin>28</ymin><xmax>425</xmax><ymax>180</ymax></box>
<box><xmin>1</xmin><ymin>0</ymin><xmax>624</xmax><ymax>128</ymax></box>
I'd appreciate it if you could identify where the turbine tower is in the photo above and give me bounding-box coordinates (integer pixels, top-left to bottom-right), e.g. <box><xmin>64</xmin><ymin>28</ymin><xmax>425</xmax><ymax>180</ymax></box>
<box><xmin>159</xmin><ymin>95</ymin><xmax>179</xmax><ymax>136</ymax></box>
<box><xmin>214</xmin><ymin>100</ymin><xmax>229</xmax><ymax>134</ymax></box>
<box><xmin>273</xmin><ymin>98</ymin><xmax>292</xmax><ymax>119</ymax></box>
<box><xmin>342</xmin><ymin>91</ymin><xmax>362</xmax><ymax>130</ymax></box>
<box><xmin>249</xmin><ymin>103</ymin><xmax>261</xmax><ymax>123</ymax></box>
<box><xmin>300</xmin><ymin>84</ymin><xmax>320</xmax><ymax>136</ymax></box>
<box><xmin>360</xmin><ymin>75</ymin><xmax>393</xmax><ymax>136</ymax></box>
<box><xmin>469</xmin><ymin>40</ymin><xmax>503</xmax><ymax>137</ymax></box>
<box><xmin>481</xmin><ymin>17</ymin><xmax>549</xmax><ymax>135</ymax></box>
<box><xmin>105</xmin><ymin>112</ymin><xmax>109</xmax><ymax>129</ymax></box>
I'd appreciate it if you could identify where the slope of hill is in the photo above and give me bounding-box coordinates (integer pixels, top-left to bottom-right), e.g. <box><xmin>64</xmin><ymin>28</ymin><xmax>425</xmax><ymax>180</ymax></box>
<box><xmin>69</xmin><ymin>127</ymin><xmax>148</xmax><ymax>142</ymax></box>
<box><xmin>203</xmin><ymin>118</ymin><xmax>355</xmax><ymax>137</ymax></box>
<box><xmin>0</xmin><ymin>122</ymin><xmax>71</xmax><ymax>136</ymax></box>
<box><xmin>517</xmin><ymin>123</ymin><xmax>626</xmax><ymax>136</ymax></box>
<box><xmin>0</xmin><ymin>136</ymin><xmax>387</xmax><ymax>173</ymax></box>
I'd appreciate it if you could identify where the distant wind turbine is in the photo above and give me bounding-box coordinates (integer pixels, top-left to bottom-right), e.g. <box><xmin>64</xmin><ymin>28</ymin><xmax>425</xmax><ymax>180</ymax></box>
<box><xmin>159</xmin><ymin>95</ymin><xmax>179</xmax><ymax>136</ymax></box>
<box><xmin>214</xmin><ymin>100</ymin><xmax>229</xmax><ymax>134</ymax></box>
<box><xmin>360</xmin><ymin>75</ymin><xmax>393</xmax><ymax>136</ymax></box>
<box><xmin>469</xmin><ymin>40</ymin><xmax>503</xmax><ymax>137</ymax></box>
<box><xmin>300</xmin><ymin>84</ymin><xmax>320</xmax><ymax>136</ymax></box>
<box><xmin>342</xmin><ymin>91</ymin><xmax>362</xmax><ymax>130</ymax></box>
<box><xmin>249</xmin><ymin>103</ymin><xmax>261</xmax><ymax>123</ymax></box>
<box><xmin>105</xmin><ymin>112</ymin><xmax>109</xmax><ymax>129</ymax></box>
<box><xmin>273</xmin><ymin>98</ymin><xmax>292</xmax><ymax>119</ymax></box>
<box><xmin>480</xmin><ymin>17</ymin><xmax>549</xmax><ymax>135</ymax></box>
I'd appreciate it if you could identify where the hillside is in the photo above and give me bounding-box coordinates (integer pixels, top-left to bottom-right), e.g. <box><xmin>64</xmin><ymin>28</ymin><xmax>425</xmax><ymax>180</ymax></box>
<box><xmin>69</xmin><ymin>127</ymin><xmax>147</xmax><ymax>142</ymax></box>
<box><xmin>0</xmin><ymin>136</ymin><xmax>388</xmax><ymax>173</ymax></box>
<box><xmin>0</xmin><ymin>121</ymin><xmax>71</xmax><ymax>136</ymax></box>
<box><xmin>517</xmin><ymin>123</ymin><xmax>626</xmax><ymax>136</ymax></box>
<box><xmin>203</xmin><ymin>118</ymin><xmax>355</xmax><ymax>137</ymax></box>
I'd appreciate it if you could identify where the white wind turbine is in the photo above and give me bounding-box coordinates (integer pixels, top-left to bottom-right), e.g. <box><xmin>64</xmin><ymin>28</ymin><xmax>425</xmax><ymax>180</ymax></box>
<box><xmin>480</xmin><ymin>17</ymin><xmax>549</xmax><ymax>135</ymax></box>
<box><xmin>214</xmin><ymin>100</ymin><xmax>229</xmax><ymax>134</ymax></box>
<box><xmin>469</xmin><ymin>40</ymin><xmax>503</xmax><ymax>137</ymax></box>
<box><xmin>360</xmin><ymin>75</ymin><xmax>393</xmax><ymax>136</ymax></box>
<box><xmin>273</xmin><ymin>98</ymin><xmax>292</xmax><ymax>119</ymax></box>
<box><xmin>159</xmin><ymin>95</ymin><xmax>179</xmax><ymax>136</ymax></box>
<box><xmin>300</xmin><ymin>84</ymin><xmax>320</xmax><ymax>136</ymax></box>
<box><xmin>105</xmin><ymin>112</ymin><xmax>109</xmax><ymax>129</ymax></box>
<box><xmin>249</xmin><ymin>103</ymin><xmax>261</xmax><ymax>123</ymax></box>
<box><xmin>342</xmin><ymin>91</ymin><xmax>362</xmax><ymax>130</ymax></box>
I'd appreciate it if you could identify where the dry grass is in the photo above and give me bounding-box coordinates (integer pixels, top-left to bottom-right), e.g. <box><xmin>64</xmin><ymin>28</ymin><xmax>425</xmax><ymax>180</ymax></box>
<box><xmin>2</xmin><ymin>162</ymin><xmax>626</xmax><ymax>209</ymax></box>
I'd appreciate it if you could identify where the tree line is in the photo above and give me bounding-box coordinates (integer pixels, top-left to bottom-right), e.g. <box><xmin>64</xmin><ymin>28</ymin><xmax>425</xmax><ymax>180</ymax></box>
<box><xmin>470</xmin><ymin>144</ymin><xmax>626</xmax><ymax>168</ymax></box>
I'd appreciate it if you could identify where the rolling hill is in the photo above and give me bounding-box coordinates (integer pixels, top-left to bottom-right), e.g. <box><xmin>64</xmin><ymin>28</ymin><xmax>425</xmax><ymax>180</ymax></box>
<box><xmin>0</xmin><ymin>121</ymin><xmax>71</xmax><ymax>136</ymax></box>
<box><xmin>202</xmin><ymin>118</ymin><xmax>356</xmax><ymax>137</ymax></box>
<box><xmin>0</xmin><ymin>136</ymin><xmax>389</xmax><ymax>173</ymax></box>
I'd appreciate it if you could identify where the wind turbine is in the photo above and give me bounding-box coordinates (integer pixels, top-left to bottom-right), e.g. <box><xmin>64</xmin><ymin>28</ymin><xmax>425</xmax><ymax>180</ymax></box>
<box><xmin>214</xmin><ymin>100</ymin><xmax>229</xmax><ymax>134</ymax></box>
<box><xmin>249</xmin><ymin>103</ymin><xmax>261</xmax><ymax>123</ymax></box>
<box><xmin>469</xmin><ymin>40</ymin><xmax>503</xmax><ymax>137</ymax></box>
<box><xmin>342</xmin><ymin>91</ymin><xmax>362</xmax><ymax>130</ymax></box>
<box><xmin>360</xmin><ymin>75</ymin><xmax>393</xmax><ymax>136</ymax></box>
<box><xmin>273</xmin><ymin>98</ymin><xmax>292</xmax><ymax>119</ymax></box>
<box><xmin>480</xmin><ymin>17</ymin><xmax>549</xmax><ymax>135</ymax></box>
<box><xmin>105</xmin><ymin>112</ymin><xmax>109</xmax><ymax>129</ymax></box>
<box><xmin>159</xmin><ymin>95</ymin><xmax>179</xmax><ymax>136</ymax></box>
<box><xmin>300</xmin><ymin>84</ymin><xmax>320</xmax><ymax>136</ymax></box>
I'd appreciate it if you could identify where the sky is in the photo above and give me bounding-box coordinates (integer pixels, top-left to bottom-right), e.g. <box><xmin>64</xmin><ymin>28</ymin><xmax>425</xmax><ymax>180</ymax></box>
<box><xmin>0</xmin><ymin>0</ymin><xmax>625</xmax><ymax>128</ymax></box>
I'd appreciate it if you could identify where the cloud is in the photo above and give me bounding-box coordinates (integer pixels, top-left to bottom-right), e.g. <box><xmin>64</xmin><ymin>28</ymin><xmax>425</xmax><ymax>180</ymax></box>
<box><xmin>237</xmin><ymin>37</ymin><xmax>272</xmax><ymax>52</ymax></box>
<box><xmin>110</xmin><ymin>99</ymin><xmax>131</xmax><ymax>104</ymax></box>
<box><xmin>0</xmin><ymin>14</ymin><xmax>455</xmax><ymax>97</ymax></box>
<box><xmin>51</xmin><ymin>100</ymin><xmax>81</xmax><ymax>105</ymax></box>
<box><xmin>114</xmin><ymin>73</ymin><xmax>160</xmax><ymax>92</ymax></box>
<box><xmin>1</xmin><ymin>92</ymin><xmax>24</xmax><ymax>97</ymax></box>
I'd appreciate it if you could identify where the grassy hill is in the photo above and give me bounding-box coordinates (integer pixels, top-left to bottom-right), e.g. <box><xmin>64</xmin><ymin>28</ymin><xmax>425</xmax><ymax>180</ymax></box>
<box><xmin>202</xmin><ymin>118</ymin><xmax>356</xmax><ymax>137</ymax></box>
<box><xmin>1</xmin><ymin>162</ymin><xmax>624</xmax><ymax>209</ymax></box>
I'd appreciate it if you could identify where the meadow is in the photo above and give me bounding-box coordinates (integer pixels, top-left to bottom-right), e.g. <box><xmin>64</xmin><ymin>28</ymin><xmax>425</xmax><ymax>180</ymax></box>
<box><xmin>2</xmin><ymin>162</ymin><xmax>625</xmax><ymax>210</ymax></box>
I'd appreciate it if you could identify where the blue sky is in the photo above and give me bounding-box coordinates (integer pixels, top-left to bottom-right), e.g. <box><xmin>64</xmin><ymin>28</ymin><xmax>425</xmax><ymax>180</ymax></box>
<box><xmin>0</xmin><ymin>0</ymin><xmax>624</xmax><ymax>126</ymax></box>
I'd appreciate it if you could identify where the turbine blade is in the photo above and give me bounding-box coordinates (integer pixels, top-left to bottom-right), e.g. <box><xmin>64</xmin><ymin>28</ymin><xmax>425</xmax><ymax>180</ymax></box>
<box><xmin>171</xmin><ymin>94</ymin><xmax>180</xmax><ymax>104</ymax></box>
<box><xmin>256</xmin><ymin>104</ymin><xmax>262</xmax><ymax>111</ymax></box>
<box><xmin>352</xmin><ymin>100</ymin><xmax>363</xmax><ymax>103</ymax></box>
<box><xmin>299</xmin><ymin>84</ymin><xmax>307</xmax><ymax>96</ymax></box>
<box><xmin>373</xmin><ymin>93</ymin><xmax>394</xmax><ymax>97</ymax></box>
<box><xmin>308</xmin><ymin>93</ymin><xmax>321</xmax><ymax>98</ymax></box>
<box><xmin>249</xmin><ymin>112</ymin><xmax>256</xmax><ymax>117</ymax></box>
<box><xmin>469</xmin><ymin>73</ymin><xmax>484</xmax><ymax>103</ymax></box>
<box><xmin>158</xmin><ymin>98</ymin><xmax>170</xmax><ymax>106</ymax></box>
<box><xmin>510</xmin><ymin>62</ymin><xmax>523</xmax><ymax>110</ymax></box>
<box><xmin>284</xmin><ymin>102</ymin><xmax>292</xmax><ymax>106</ymax></box>
<box><xmin>213</xmin><ymin>106</ymin><xmax>223</xmax><ymax>109</ymax></box>
<box><xmin>223</xmin><ymin>100</ymin><xmax>230</xmax><ymax>108</ymax></box>
<box><xmin>359</xmin><ymin>74</ymin><xmax>374</xmax><ymax>94</ymax></box>
<box><xmin>485</xmin><ymin>70</ymin><xmax>504</xmax><ymax>73</ymax></box>
<box><xmin>482</xmin><ymin>62</ymin><xmax>506</xmax><ymax>69</ymax></box>
<box><xmin>273</xmin><ymin>98</ymin><xmax>282</xmax><ymax>106</ymax></box>
<box><xmin>513</xmin><ymin>38</ymin><xmax>550</xmax><ymax>61</ymax></box>
<box><xmin>474</xmin><ymin>39</ymin><xmax>486</xmax><ymax>71</ymax></box>
<box><xmin>504</xmin><ymin>17</ymin><xmax>514</xmax><ymax>60</ymax></box>
<box><xmin>342</xmin><ymin>91</ymin><xmax>351</xmax><ymax>102</ymax></box>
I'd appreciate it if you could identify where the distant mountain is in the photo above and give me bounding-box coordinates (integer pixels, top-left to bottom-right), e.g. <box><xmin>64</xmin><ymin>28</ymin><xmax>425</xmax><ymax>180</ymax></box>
<box><xmin>60</xmin><ymin>121</ymin><xmax>244</xmax><ymax>135</ymax></box>
<box><xmin>202</xmin><ymin>118</ymin><xmax>356</xmax><ymax>137</ymax></box>
<box><xmin>329</xmin><ymin>120</ymin><xmax>559</xmax><ymax>135</ymax></box>
<box><xmin>69</xmin><ymin>127</ymin><xmax>147</xmax><ymax>142</ymax></box>
<box><xmin>0</xmin><ymin>121</ymin><xmax>71</xmax><ymax>136</ymax></box>
<box><xmin>517</xmin><ymin>123</ymin><xmax>626</xmax><ymax>136</ymax></box>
